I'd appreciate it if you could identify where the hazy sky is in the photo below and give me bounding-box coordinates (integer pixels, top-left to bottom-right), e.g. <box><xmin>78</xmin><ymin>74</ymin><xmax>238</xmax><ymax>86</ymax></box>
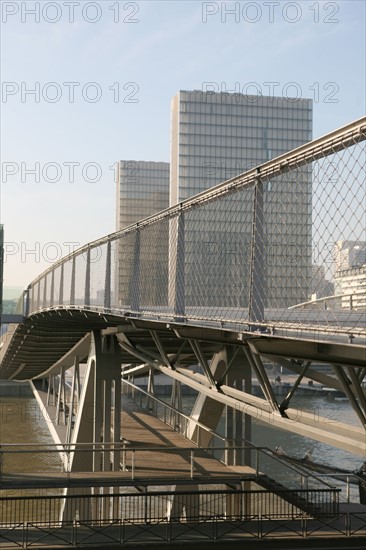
<box><xmin>1</xmin><ymin>0</ymin><xmax>365</xmax><ymax>287</ymax></box>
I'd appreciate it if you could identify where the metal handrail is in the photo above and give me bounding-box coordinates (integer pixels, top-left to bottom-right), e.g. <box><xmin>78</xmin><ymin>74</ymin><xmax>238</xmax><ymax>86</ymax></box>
<box><xmin>289</xmin><ymin>290</ymin><xmax>366</xmax><ymax>310</ymax></box>
<box><xmin>0</xmin><ymin>443</ymin><xmax>336</xmax><ymax>485</ymax></box>
<box><xmin>121</xmin><ymin>377</ymin><xmax>227</xmax><ymax>445</ymax></box>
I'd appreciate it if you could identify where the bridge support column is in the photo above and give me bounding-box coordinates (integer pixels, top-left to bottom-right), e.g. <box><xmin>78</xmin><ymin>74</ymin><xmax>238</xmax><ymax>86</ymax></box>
<box><xmin>166</xmin><ymin>484</ymin><xmax>200</xmax><ymax>522</ymax></box>
<box><xmin>225</xmin><ymin>481</ymin><xmax>252</xmax><ymax>520</ymax></box>
<box><xmin>225</xmin><ymin>349</ymin><xmax>252</xmax><ymax>467</ymax></box>
<box><xmin>170</xmin><ymin>379</ymin><xmax>182</xmax><ymax>428</ymax></box>
<box><xmin>60</xmin><ymin>330</ymin><xmax>121</xmax><ymax>522</ymax></box>
<box><xmin>186</xmin><ymin>348</ymin><xmax>228</xmax><ymax>446</ymax></box>
<box><xmin>186</xmin><ymin>346</ymin><xmax>252</xmax><ymax>463</ymax></box>
<box><xmin>147</xmin><ymin>367</ymin><xmax>157</xmax><ymax>414</ymax></box>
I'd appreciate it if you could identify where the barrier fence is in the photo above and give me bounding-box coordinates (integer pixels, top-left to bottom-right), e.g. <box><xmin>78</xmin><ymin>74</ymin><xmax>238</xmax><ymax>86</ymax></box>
<box><xmin>1</xmin><ymin>488</ymin><xmax>365</xmax><ymax>548</ymax></box>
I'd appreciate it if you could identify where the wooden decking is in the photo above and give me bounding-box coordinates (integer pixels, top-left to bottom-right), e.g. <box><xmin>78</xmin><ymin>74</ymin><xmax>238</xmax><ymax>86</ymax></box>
<box><xmin>120</xmin><ymin>402</ymin><xmax>254</xmax><ymax>479</ymax></box>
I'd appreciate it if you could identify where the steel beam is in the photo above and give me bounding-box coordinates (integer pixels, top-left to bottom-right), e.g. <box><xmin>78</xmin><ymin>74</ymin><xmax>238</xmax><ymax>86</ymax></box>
<box><xmin>246</xmin><ymin>344</ymin><xmax>280</xmax><ymax>413</ymax></box>
<box><xmin>347</xmin><ymin>366</ymin><xmax>366</xmax><ymax>416</ymax></box>
<box><xmin>332</xmin><ymin>364</ymin><xmax>366</xmax><ymax>427</ymax></box>
<box><xmin>251</xmin><ymin>337</ymin><xmax>366</xmax><ymax>368</ymax></box>
<box><xmin>145</xmin><ymin>362</ymin><xmax>366</xmax><ymax>456</ymax></box>
<box><xmin>59</xmin><ymin>263</ymin><xmax>64</xmax><ymax>305</ymax></box>
<box><xmin>217</xmin><ymin>346</ymin><xmax>241</xmax><ymax>386</ymax></box>
<box><xmin>151</xmin><ymin>330</ymin><xmax>174</xmax><ymax>369</ymax></box>
<box><xmin>33</xmin><ymin>334</ymin><xmax>91</xmax><ymax>379</ymax></box>
<box><xmin>66</xmin><ymin>356</ymin><xmax>79</xmax><ymax>444</ymax></box>
<box><xmin>70</xmin><ymin>256</ymin><xmax>76</xmax><ymax>305</ymax></box>
<box><xmin>262</xmin><ymin>354</ymin><xmax>343</xmax><ymax>392</ymax></box>
<box><xmin>189</xmin><ymin>339</ymin><xmax>218</xmax><ymax>389</ymax></box>
<box><xmin>280</xmin><ymin>361</ymin><xmax>311</xmax><ymax>412</ymax></box>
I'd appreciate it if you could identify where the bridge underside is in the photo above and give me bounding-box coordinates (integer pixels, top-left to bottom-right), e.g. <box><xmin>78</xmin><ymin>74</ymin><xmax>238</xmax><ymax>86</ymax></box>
<box><xmin>1</xmin><ymin>310</ymin><xmax>365</xmax><ymax>392</ymax></box>
<box><xmin>1</xmin><ymin>308</ymin><xmax>365</xmax><ymax>379</ymax></box>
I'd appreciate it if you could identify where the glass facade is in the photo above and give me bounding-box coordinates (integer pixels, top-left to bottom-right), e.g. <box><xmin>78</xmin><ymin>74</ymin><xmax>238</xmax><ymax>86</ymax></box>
<box><xmin>116</xmin><ymin>160</ymin><xmax>170</xmax><ymax>307</ymax></box>
<box><xmin>116</xmin><ymin>161</ymin><xmax>170</xmax><ymax>230</ymax></box>
<box><xmin>170</xmin><ymin>90</ymin><xmax>313</xmax><ymax>308</ymax></box>
<box><xmin>170</xmin><ymin>90</ymin><xmax>313</xmax><ymax>203</ymax></box>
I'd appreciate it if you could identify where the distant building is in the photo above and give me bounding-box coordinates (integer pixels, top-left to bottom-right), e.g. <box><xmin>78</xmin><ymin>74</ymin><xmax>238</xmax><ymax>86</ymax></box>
<box><xmin>169</xmin><ymin>90</ymin><xmax>313</xmax><ymax>309</ymax></box>
<box><xmin>334</xmin><ymin>265</ymin><xmax>366</xmax><ymax>310</ymax></box>
<box><xmin>115</xmin><ymin>160</ymin><xmax>170</xmax><ymax>307</ymax></box>
<box><xmin>334</xmin><ymin>240</ymin><xmax>366</xmax><ymax>273</ymax></box>
<box><xmin>170</xmin><ymin>90</ymin><xmax>313</xmax><ymax>203</ymax></box>
<box><xmin>116</xmin><ymin>161</ymin><xmax>170</xmax><ymax>230</ymax></box>
<box><xmin>311</xmin><ymin>265</ymin><xmax>334</xmax><ymax>299</ymax></box>
<box><xmin>333</xmin><ymin>241</ymin><xmax>366</xmax><ymax>310</ymax></box>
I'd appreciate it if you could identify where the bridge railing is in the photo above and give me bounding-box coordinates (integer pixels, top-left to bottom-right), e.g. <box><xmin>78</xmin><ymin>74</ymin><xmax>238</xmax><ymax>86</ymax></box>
<box><xmin>121</xmin><ymin>376</ymin><xmax>228</xmax><ymax>449</ymax></box>
<box><xmin>0</xmin><ymin>487</ymin><xmax>342</xmax><ymax>531</ymax></box>
<box><xmin>289</xmin><ymin>290</ymin><xmax>366</xmax><ymax>311</ymax></box>
<box><xmin>0</xmin><ymin>443</ymin><xmax>335</xmax><ymax>494</ymax></box>
<box><xmin>26</xmin><ymin>118</ymin><xmax>365</xmax><ymax>341</ymax></box>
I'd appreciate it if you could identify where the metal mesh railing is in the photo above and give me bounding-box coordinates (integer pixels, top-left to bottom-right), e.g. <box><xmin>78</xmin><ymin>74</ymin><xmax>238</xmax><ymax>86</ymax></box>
<box><xmin>25</xmin><ymin>118</ymin><xmax>366</xmax><ymax>341</ymax></box>
<box><xmin>0</xmin><ymin>487</ymin><xmax>340</xmax><ymax>527</ymax></box>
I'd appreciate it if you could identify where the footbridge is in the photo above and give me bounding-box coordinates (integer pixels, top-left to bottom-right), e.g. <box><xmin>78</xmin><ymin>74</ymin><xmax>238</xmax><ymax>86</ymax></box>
<box><xmin>1</xmin><ymin>117</ymin><xmax>366</xmax><ymax>453</ymax></box>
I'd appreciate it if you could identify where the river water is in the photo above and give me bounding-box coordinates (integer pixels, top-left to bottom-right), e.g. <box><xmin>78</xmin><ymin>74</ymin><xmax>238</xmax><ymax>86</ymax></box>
<box><xmin>182</xmin><ymin>393</ymin><xmax>363</xmax><ymax>472</ymax></box>
<box><xmin>248</xmin><ymin>394</ymin><xmax>361</xmax><ymax>471</ymax></box>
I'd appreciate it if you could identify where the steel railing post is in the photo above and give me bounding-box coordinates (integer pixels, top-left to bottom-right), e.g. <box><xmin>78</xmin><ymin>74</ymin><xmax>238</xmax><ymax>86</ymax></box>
<box><xmin>131</xmin><ymin>450</ymin><xmax>135</xmax><ymax>480</ymax></box>
<box><xmin>70</xmin><ymin>256</ymin><xmax>76</xmax><ymax>304</ymax></box>
<box><xmin>43</xmin><ymin>275</ymin><xmax>47</xmax><ymax>310</ymax></box>
<box><xmin>144</xmin><ymin>487</ymin><xmax>148</xmax><ymax>523</ymax></box>
<box><xmin>104</xmin><ymin>240</ymin><xmax>111</xmax><ymax>309</ymax></box>
<box><xmin>85</xmin><ymin>248</ymin><xmax>91</xmax><ymax>307</ymax></box>
<box><xmin>50</xmin><ymin>270</ymin><xmax>55</xmax><ymax>307</ymax></box>
<box><xmin>59</xmin><ymin>263</ymin><xmax>64</xmax><ymax>306</ymax></box>
<box><xmin>130</xmin><ymin>228</ymin><xmax>141</xmax><ymax>312</ymax></box>
<box><xmin>249</xmin><ymin>174</ymin><xmax>265</xmax><ymax>328</ymax></box>
<box><xmin>122</xmin><ymin>443</ymin><xmax>126</xmax><ymax>471</ymax></box>
<box><xmin>174</xmin><ymin>211</ymin><xmax>185</xmax><ymax>319</ymax></box>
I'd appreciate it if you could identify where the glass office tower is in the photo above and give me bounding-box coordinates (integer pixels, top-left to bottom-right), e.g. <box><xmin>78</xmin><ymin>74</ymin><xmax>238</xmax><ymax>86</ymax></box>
<box><xmin>116</xmin><ymin>160</ymin><xmax>170</xmax><ymax>230</ymax></box>
<box><xmin>170</xmin><ymin>91</ymin><xmax>313</xmax><ymax>309</ymax></box>
<box><xmin>170</xmin><ymin>90</ymin><xmax>312</xmax><ymax>203</ymax></box>
<box><xmin>115</xmin><ymin>160</ymin><xmax>170</xmax><ymax>308</ymax></box>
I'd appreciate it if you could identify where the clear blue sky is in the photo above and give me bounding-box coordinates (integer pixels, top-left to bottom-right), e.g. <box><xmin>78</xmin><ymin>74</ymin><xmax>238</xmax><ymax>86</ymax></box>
<box><xmin>1</xmin><ymin>0</ymin><xmax>365</xmax><ymax>287</ymax></box>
